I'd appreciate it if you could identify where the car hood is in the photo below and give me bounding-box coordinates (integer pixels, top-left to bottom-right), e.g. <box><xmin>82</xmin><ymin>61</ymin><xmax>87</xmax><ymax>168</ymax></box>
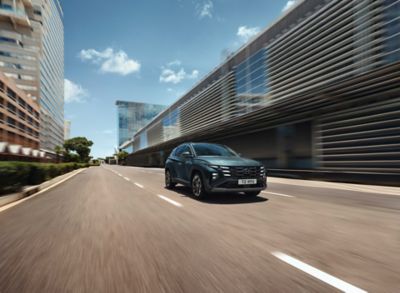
<box><xmin>196</xmin><ymin>156</ymin><xmax>262</xmax><ymax>167</ymax></box>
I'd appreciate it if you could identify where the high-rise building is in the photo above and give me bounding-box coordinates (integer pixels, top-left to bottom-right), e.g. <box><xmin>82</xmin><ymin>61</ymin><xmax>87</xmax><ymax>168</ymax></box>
<box><xmin>116</xmin><ymin>101</ymin><xmax>167</xmax><ymax>152</ymax></box>
<box><xmin>64</xmin><ymin>120</ymin><xmax>70</xmax><ymax>140</ymax></box>
<box><xmin>37</xmin><ymin>0</ymin><xmax>64</xmax><ymax>151</ymax></box>
<box><xmin>0</xmin><ymin>0</ymin><xmax>64</xmax><ymax>152</ymax></box>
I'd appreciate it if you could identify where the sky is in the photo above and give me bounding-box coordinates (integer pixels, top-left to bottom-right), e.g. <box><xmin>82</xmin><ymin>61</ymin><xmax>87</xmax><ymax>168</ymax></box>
<box><xmin>62</xmin><ymin>0</ymin><xmax>298</xmax><ymax>158</ymax></box>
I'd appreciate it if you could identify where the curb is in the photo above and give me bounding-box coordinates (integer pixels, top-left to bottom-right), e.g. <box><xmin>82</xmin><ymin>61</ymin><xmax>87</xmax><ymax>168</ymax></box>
<box><xmin>0</xmin><ymin>168</ymin><xmax>86</xmax><ymax>208</ymax></box>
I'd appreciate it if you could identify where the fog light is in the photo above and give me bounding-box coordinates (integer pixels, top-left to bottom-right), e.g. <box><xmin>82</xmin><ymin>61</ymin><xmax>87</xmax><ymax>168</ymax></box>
<box><xmin>212</xmin><ymin>173</ymin><xmax>218</xmax><ymax>180</ymax></box>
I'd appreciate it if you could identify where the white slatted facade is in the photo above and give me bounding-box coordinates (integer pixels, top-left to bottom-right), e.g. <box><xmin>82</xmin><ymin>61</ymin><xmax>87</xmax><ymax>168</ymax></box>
<box><xmin>129</xmin><ymin>0</ymin><xmax>400</xmax><ymax>175</ymax></box>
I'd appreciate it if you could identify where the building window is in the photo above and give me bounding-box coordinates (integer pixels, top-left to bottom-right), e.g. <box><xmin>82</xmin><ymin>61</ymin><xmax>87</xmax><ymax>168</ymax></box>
<box><xmin>0</xmin><ymin>36</ymin><xmax>16</xmax><ymax>45</ymax></box>
<box><xmin>7</xmin><ymin>117</ymin><xmax>16</xmax><ymax>128</ymax></box>
<box><xmin>19</xmin><ymin>123</ymin><xmax>25</xmax><ymax>133</ymax></box>
<box><xmin>7</xmin><ymin>102</ymin><xmax>16</xmax><ymax>114</ymax></box>
<box><xmin>7</xmin><ymin>88</ymin><xmax>16</xmax><ymax>101</ymax></box>
<box><xmin>0</xmin><ymin>3</ymin><xmax>13</xmax><ymax>11</ymax></box>
<box><xmin>384</xmin><ymin>0</ymin><xmax>400</xmax><ymax>63</ymax></box>
<box><xmin>18</xmin><ymin>110</ymin><xmax>26</xmax><ymax>121</ymax></box>
<box><xmin>18</xmin><ymin>97</ymin><xmax>26</xmax><ymax>109</ymax></box>
<box><xmin>234</xmin><ymin>48</ymin><xmax>270</xmax><ymax>116</ymax></box>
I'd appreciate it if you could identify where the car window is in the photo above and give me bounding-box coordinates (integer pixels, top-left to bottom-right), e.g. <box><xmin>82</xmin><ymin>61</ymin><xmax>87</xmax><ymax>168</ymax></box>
<box><xmin>192</xmin><ymin>144</ymin><xmax>238</xmax><ymax>157</ymax></box>
<box><xmin>174</xmin><ymin>145</ymin><xmax>185</xmax><ymax>157</ymax></box>
<box><xmin>180</xmin><ymin>145</ymin><xmax>192</xmax><ymax>157</ymax></box>
<box><xmin>175</xmin><ymin>145</ymin><xmax>192</xmax><ymax>157</ymax></box>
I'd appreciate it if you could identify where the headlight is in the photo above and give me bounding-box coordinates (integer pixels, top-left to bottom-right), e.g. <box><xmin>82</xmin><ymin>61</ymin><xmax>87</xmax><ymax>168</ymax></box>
<box><xmin>209</xmin><ymin>165</ymin><xmax>220</xmax><ymax>170</ymax></box>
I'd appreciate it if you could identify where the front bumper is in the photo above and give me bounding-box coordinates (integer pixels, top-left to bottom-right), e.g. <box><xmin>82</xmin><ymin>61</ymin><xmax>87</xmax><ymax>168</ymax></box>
<box><xmin>204</xmin><ymin>176</ymin><xmax>267</xmax><ymax>193</ymax></box>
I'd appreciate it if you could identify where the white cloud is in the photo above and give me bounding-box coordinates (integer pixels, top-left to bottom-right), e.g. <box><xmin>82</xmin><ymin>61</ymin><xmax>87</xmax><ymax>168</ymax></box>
<box><xmin>237</xmin><ymin>26</ymin><xmax>260</xmax><ymax>43</ymax></box>
<box><xmin>167</xmin><ymin>60</ymin><xmax>182</xmax><ymax>66</ymax></box>
<box><xmin>198</xmin><ymin>0</ymin><xmax>213</xmax><ymax>19</ymax></box>
<box><xmin>160</xmin><ymin>61</ymin><xmax>199</xmax><ymax>84</ymax></box>
<box><xmin>79</xmin><ymin>48</ymin><xmax>141</xmax><ymax>76</ymax></box>
<box><xmin>64</xmin><ymin>79</ymin><xmax>89</xmax><ymax>103</ymax></box>
<box><xmin>282</xmin><ymin>0</ymin><xmax>297</xmax><ymax>12</ymax></box>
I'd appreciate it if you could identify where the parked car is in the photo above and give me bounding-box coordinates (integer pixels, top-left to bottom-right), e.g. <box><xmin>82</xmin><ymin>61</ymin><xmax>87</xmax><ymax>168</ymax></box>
<box><xmin>165</xmin><ymin>142</ymin><xmax>267</xmax><ymax>198</ymax></box>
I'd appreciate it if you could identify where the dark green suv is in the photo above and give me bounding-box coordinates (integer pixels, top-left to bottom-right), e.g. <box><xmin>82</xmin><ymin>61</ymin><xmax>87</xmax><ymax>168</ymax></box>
<box><xmin>165</xmin><ymin>143</ymin><xmax>267</xmax><ymax>199</ymax></box>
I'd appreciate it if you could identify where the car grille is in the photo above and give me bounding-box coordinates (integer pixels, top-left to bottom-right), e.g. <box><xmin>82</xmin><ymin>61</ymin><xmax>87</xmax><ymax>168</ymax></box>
<box><xmin>230</xmin><ymin>166</ymin><xmax>263</xmax><ymax>178</ymax></box>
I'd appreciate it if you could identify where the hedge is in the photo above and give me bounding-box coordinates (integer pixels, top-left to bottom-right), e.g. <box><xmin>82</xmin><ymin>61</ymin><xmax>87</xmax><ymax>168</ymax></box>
<box><xmin>0</xmin><ymin>162</ymin><xmax>91</xmax><ymax>195</ymax></box>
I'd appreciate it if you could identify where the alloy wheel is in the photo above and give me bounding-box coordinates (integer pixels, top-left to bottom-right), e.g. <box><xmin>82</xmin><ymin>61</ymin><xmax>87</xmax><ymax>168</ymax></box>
<box><xmin>165</xmin><ymin>170</ymin><xmax>171</xmax><ymax>186</ymax></box>
<box><xmin>192</xmin><ymin>174</ymin><xmax>202</xmax><ymax>197</ymax></box>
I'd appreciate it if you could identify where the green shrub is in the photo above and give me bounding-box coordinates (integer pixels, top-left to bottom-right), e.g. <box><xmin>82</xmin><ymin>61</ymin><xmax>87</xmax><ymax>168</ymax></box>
<box><xmin>0</xmin><ymin>162</ymin><xmax>90</xmax><ymax>195</ymax></box>
<box><xmin>0</xmin><ymin>162</ymin><xmax>30</xmax><ymax>194</ymax></box>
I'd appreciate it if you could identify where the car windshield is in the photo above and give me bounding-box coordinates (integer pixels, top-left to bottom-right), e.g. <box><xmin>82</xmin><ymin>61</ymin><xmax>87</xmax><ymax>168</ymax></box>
<box><xmin>193</xmin><ymin>144</ymin><xmax>238</xmax><ymax>157</ymax></box>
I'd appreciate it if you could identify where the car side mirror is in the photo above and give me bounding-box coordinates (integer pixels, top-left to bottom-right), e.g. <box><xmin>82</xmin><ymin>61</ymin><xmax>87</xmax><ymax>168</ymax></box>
<box><xmin>181</xmin><ymin>151</ymin><xmax>193</xmax><ymax>158</ymax></box>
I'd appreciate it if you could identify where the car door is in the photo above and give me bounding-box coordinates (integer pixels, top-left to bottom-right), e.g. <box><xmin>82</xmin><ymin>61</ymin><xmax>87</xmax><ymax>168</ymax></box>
<box><xmin>173</xmin><ymin>145</ymin><xmax>186</xmax><ymax>181</ymax></box>
<box><xmin>179</xmin><ymin>145</ymin><xmax>194</xmax><ymax>183</ymax></box>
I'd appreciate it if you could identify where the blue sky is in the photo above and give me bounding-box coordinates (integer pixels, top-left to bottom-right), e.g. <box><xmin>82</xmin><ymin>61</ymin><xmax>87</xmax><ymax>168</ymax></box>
<box><xmin>62</xmin><ymin>0</ymin><xmax>297</xmax><ymax>158</ymax></box>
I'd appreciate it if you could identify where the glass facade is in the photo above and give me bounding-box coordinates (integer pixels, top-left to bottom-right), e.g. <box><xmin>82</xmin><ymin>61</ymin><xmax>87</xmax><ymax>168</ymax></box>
<box><xmin>383</xmin><ymin>0</ymin><xmax>400</xmax><ymax>63</ymax></box>
<box><xmin>116</xmin><ymin>101</ymin><xmax>167</xmax><ymax>150</ymax></box>
<box><xmin>39</xmin><ymin>0</ymin><xmax>64</xmax><ymax>151</ymax></box>
<box><xmin>162</xmin><ymin>109</ymin><xmax>180</xmax><ymax>141</ymax></box>
<box><xmin>235</xmin><ymin>48</ymin><xmax>270</xmax><ymax>115</ymax></box>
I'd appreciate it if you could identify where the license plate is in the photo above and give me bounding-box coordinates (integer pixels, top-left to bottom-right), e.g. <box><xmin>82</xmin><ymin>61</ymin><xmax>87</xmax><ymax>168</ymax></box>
<box><xmin>238</xmin><ymin>179</ymin><xmax>257</xmax><ymax>185</ymax></box>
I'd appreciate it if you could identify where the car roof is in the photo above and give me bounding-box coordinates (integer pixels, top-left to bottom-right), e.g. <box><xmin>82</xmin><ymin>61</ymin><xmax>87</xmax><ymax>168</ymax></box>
<box><xmin>189</xmin><ymin>142</ymin><xmax>223</xmax><ymax>146</ymax></box>
<box><xmin>173</xmin><ymin>142</ymin><xmax>226</xmax><ymax>150</ymax></box>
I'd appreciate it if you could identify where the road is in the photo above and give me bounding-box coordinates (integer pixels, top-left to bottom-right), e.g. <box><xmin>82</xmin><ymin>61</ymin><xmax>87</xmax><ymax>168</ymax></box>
<box><xmin>0</xmin><ymin>165</ymin><xmax>399</xmax><ymax>292</ymax></box>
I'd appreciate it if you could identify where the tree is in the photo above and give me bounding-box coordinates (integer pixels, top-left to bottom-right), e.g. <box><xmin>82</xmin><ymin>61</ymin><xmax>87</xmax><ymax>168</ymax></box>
<box><xmin>54</xmin><ymin>145</ymin><xmax>64</xmax><ymax>163</ymax></box>
<box><xmin>63</xmin><ymin>137</ymin><xmax>94</xmax><ymax>163</ymax></box>
<box><xmin>115</xmin><ymin>151</ymin><xmax>129</xmax><ymax>165</ymax></box>
<box><xmin>116</xmin><ymin>151</ymin><xmax>129</xmax><ymax>161</ymax></box>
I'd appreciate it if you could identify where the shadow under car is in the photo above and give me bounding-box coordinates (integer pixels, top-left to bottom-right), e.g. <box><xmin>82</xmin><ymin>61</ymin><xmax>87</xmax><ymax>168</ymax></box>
<box><xmin>166</xmin><ymin>185</ymin><xmax>268</xmax><ymax>205</ymax></box>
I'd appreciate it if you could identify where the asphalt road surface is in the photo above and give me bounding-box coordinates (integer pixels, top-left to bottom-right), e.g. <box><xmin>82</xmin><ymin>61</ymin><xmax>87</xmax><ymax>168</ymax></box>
<box><xmin>0</xmin><ymin>165</ymin><xmax>399</xmax><ymax>292</ymax></box>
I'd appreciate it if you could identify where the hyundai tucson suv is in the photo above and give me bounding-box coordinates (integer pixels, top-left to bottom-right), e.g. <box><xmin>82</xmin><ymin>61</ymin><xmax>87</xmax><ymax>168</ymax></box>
<box><xmin>165</xmin><ymin>143</ymin><xmax>267</xmax><ymax>198</ymax></box>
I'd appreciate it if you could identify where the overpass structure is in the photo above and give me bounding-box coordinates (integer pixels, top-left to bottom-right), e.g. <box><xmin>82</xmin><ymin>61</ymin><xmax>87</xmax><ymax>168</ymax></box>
<box><xmin>126</xmin><ymin>0</ymin><xmax>400</xmax><ymax>185</ymax></box>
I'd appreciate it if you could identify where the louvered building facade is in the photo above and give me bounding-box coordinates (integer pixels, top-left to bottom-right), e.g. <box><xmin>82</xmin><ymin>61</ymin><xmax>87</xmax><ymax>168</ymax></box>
<box><xmin>127</xmin><ymin>0</ymin><xmax>400</xmax><ymax>183</ymax></box>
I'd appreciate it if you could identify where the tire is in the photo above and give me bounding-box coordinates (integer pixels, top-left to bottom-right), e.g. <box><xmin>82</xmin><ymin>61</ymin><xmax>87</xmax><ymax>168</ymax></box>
<box><xmin>165</xmin><ymin>169</ymin><xmax>176</xmax><ymax>189</ymax></box>
<box><xmin>245</xmin><ymin>191</ymin><xmax>261</xmax><ymax>197</ymax></box>
<box><xmin>191</xmin><ymin>173</ymin><xmax>207</xmax><ymax>199</ymax></box>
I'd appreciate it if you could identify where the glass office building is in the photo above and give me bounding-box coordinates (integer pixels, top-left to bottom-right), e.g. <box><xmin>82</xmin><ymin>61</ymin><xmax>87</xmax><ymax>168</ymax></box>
<box><xmin>127</xmin><ymin>0</ymin><xmax>400</xmax><ymax>181</ymax></box>
<box><xmin>0</xmin><ymin>0</ymin><xmax>64</xmax><ymax>152</ymax></box>
<box><xmin>38</xmin><ymin>0</ymin><xmax>64</xmax><ymax>151</ymax></box>
<box><xmin>116</xmin><ymin>101</ymin><xmax>167</xmax><ymax>152</ymax></box>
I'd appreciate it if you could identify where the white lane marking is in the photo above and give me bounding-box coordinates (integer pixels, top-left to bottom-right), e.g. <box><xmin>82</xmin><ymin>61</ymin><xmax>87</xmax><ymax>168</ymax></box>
<box><xmin>272</xmin><ymin>252</ymin><xmax>367</xmax><ymax>293</ymax></box>
<box><xmin>0</xmin><ymin>168</ymin><xmax>87</xmax><ymax>213</ymax></box>
<box><xmin>117</xmin><ymin>173</ymin><xmax>123</xmax><ymax>177</ymax></box>
<box><xmin>123</xmin><ymin>177</ymin><xmax>130</xmax><ymax>181</ymax></box>
<box><xmin>157</xmin><ymin>195</ymin><xmax>183</xmax><ymax>207</ymax></box>
<box><xmin>263</xmin><ymin>191</ymin><xmax>294</xmax><ymax>198</ymax></box>
<box><xmin>134</xmin><ymin>183</ymin><xmax>144</xmax><ymax>189</ymax></box>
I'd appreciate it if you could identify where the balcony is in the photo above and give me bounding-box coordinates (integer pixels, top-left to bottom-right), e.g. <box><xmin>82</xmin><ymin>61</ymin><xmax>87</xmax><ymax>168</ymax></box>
<box><xmin>0</xmin><ymin>4</ymin><xmax>31</xmax><ymax>27</ymax></box>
